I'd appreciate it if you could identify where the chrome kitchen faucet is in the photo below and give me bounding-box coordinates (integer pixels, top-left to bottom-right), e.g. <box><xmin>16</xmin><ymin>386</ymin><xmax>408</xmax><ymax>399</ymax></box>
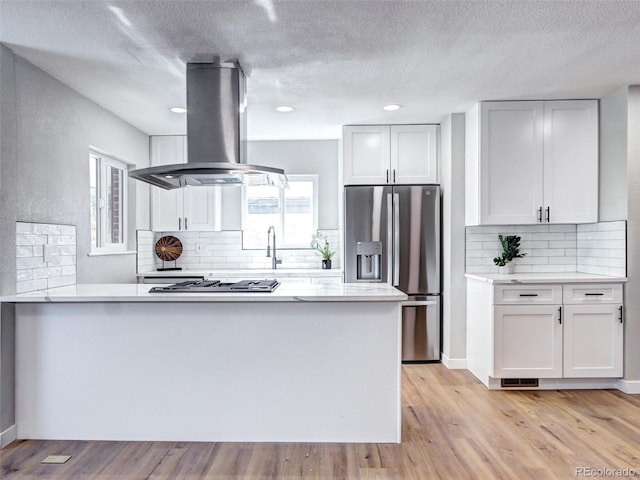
<box><xmin>266</xmin><ymin>226</ymin><xmax>282</xmax><ymax>269</ymax></box>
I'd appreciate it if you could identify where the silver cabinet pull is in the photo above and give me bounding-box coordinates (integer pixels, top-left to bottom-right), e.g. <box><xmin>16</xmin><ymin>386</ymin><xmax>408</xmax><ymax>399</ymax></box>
<box><xmin>185</xmin><ymin>217</ymin><xmax>188</xmax><ymax>230</ymax></box>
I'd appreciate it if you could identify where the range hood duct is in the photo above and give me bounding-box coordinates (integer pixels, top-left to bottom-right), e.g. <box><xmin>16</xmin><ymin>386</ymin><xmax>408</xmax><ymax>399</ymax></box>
<box><xmin>129</xmin><ymin>59</ymin><xmax>287</xmax><ymax>189</ymax></box>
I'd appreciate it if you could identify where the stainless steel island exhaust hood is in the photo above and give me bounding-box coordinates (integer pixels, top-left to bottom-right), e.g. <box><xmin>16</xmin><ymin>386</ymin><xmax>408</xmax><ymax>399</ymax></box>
<box><xmin>129</xmin><ymin>59</ymin><xmax>287</xmax><ymax>189</ymax></box>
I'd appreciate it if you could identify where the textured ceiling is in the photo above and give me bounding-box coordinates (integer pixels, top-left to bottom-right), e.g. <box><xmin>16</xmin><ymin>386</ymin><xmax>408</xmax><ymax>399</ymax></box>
<box><xmin>1</xmin><ymin>0</ymin><xmax>639</xmax><ymax>140</ymax></box>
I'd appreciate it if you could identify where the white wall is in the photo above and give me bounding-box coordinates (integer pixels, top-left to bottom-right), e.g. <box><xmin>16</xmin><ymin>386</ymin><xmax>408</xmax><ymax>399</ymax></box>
<box><xmin>440</xmin><ymin>113</ymin><xmax>467</xmax><ymax>366</ymax></box>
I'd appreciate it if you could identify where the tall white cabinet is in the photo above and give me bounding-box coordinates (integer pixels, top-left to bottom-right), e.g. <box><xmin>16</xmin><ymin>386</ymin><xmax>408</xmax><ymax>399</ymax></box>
<box><xmin>465</xmin><ymin>100</ymin><xmax>598</xmax><ymax>225</ymax></box>
<box><xmin>343</xmin><ymin>124</ymin><xmax>438</xmax><ymax>185</ymax></box>
<box><xmin>150</xmin><ymin>136</ymin><xmax>222</xmax><ymax>231</ymax></box>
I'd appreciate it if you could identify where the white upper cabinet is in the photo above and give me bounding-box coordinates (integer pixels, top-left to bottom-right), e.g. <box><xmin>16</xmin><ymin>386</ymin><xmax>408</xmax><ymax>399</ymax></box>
<box><xmin>150</xmin><ymin>136</ymin><xmax>221</xmax><ymax>232</ymax></box>
<box><xmin>343</xmin><ymin>125</ymin><xmax>438</xmax><ymax>185</ymax></box>
<box><xmin>543</xmin><ymin>100</ymin><xmax>599</xmax><ymax>224</ymax></box>
<box><xmin>466</xmin><ymin>100</ymin><xmax>598</xmax><ymax>225</ymax></box>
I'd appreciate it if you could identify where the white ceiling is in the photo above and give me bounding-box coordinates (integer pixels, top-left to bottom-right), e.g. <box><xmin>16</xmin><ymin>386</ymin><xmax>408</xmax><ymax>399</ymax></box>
<box><xmin>1</xmin><ymin>0</ymin><xmax>639</xmax><ymax>140</ymax></box>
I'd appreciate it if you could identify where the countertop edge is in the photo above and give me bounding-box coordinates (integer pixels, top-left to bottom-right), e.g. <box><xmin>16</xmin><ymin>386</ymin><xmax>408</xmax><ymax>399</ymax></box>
<box><xmin>0</xmin><ymin>283</ymin><xmax>407</xmax><ymax>303</ymax></box>
<box><xmin>465</xmin><ymin>273</ymin><xmax>628</xmax><ymax>284</ymax></box>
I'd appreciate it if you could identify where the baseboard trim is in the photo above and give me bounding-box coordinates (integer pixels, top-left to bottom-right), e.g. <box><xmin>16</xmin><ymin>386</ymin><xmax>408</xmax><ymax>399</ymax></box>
<box><xmin>617</xmin><ymin>379</ymin><xmax>640</xmax><ymax>394</ymax></box>
<box><xmin>0</xmin><ymin>425</ymin><xmax>17</xmax><ymax>449</ymax></box>
<box><xmin>441</xmin><ymin>353</ymin><xmax>467</xmax><ymax>369</ymax></box>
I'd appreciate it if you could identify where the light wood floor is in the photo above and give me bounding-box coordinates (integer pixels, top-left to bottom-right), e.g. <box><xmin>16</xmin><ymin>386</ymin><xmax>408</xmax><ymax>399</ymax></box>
<box><xmin>2</xmin><ymin>364</ymin><xmax>639</xmax><ymax>479</ymax></box>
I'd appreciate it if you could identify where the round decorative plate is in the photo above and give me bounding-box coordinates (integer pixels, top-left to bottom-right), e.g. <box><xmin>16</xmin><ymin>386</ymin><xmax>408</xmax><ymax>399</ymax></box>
<box><xmin>155</xmin><ymin>235</ymin><xmax>183</xmax><ymax>262</ymax></box>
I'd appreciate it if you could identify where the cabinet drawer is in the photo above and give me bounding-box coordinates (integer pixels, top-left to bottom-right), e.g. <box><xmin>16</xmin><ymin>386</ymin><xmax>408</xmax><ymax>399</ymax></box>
<box><xmin>563</xmin><ymin>284</ymin><xmax>623</xmax><ymax>304</ymax></box>
<box><xmin>494</xmin><ymin>284</ymin><xmax>562</xmax><ymax>305</ymax></box>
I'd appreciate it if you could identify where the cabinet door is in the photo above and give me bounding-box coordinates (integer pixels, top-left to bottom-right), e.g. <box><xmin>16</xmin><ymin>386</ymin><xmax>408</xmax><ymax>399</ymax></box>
<box><xmin>343</xmin><ymin>126</ymin><xmax>390</xmax><ymax>185</ymax></box>
<box><xmin>151</xmin><ymin>189</ymin><xmax>183</xmax><ymax>231</ymax></box>
<box><xmin>563</xmin><ymin>304</ymin><xmax>623</xmax><ymax>378</ymax></box>
<box><xmin>493</xmin><ymin>305</ymin><xmax>562</xmax><ymax>378</ymax></box>
<box><xmin>150</xmin><ymin>136</ymin><xmax>187</xmax><ymax>166</ymax></box>
<box><xmin>150</xmin><ymin>136</ymin><xmax>187</xmax><ymax>231</ymax></box>
<box><xmin>391</xmin><ymin>125</ymin><xmax>438</xmax><ymax>184</ymax></box>
<box><xmin>479</xmin><ymin>102</ymin><xmax>544</xmax><ymax>224</ymax></box>
<box><xmin>543</xmin><ymin>100</ymin><xmax>598</xmax><ymax>224</ymax></box>
<box><xmin>183</xmin><ymin>186</ymin><xmax>222</xmax><ymax>231</ymax></box>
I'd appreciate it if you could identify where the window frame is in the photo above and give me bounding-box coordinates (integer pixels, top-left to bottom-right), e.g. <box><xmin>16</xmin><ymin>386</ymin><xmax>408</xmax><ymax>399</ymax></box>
<box><xmin>241</xmin><ymin>174</ymin><xmax>319</xmax><ymax>250</ymax></box>
<box><xmin>89</xmin><ymin>149</ymin><xmax>129</xmax><ymax>254</ymax></box>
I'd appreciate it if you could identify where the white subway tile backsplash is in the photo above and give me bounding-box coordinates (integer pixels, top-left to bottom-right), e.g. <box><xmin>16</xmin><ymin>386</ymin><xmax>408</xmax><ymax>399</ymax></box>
<box><xmin>17</xmin><ymin>270</ymin><xmax>33</xmax><ymax>282</ymax></box>
<box><xmin>16</xmin><ymin>257</ymin><xmax>47</xmax><ymax>270</ymax></box>
<box><xmin>138</xmin><ymin>229</ymin><xmax>342</xmax><ymax>272</ymax></box>
<box><xmin>466</xmin><ymin>220</ymin><xmax>626</xmax><ymax>276</ymax></box>
<box><xmin>47</xmin><ymin>274</ymin><xmax>76</xmax><ymax>289</ymax></box>
<box><xmin>16</xmin><ymin>234</ymin><xmax>48</xmax><ymax>246</ymax></box>
<box><xmin>32</xmin><ymin>266</ymin><xmax>62</xmax><ymax>279</ymax></box>
<box><xmin>16</xmin><ymin>279</ymin><xmax>48</xmax><ymax>293</ymax></box>
<box><xmin>48</xmin><ymin>235</ymin><xmax>76</xmax><ymax>245</ymax></box>
<box><xmin>16</xmin><ymin>246</ymin><xmax>34</xmax><ymax>258</ymax></box>
<box><xmin>16</xmin><ymin>222</ymin><xmax>77</xmax><ymax>293</ymax></box>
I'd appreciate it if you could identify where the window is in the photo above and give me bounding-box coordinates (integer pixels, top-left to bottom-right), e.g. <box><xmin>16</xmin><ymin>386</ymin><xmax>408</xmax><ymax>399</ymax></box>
<box><xmin>242</xmin><ymin>175</ymin><xmax>318</xmax><ymax>249</ymax></box>
<box><xmin>90</xmin><ymin>151</ymin><xmax>128</xmax><ymax>253</ymax></box>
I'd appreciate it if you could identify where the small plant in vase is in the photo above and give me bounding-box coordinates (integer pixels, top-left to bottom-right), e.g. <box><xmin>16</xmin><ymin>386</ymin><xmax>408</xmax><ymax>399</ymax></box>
<box><xmin>493</xmin><ymin>234</ymin><xmax>526</xmax><ymax>273</ymax></box>
<box><xmin>310</xmin><ymin>231</ymin><xmax>335</xmax><ymax>269</ymax></box>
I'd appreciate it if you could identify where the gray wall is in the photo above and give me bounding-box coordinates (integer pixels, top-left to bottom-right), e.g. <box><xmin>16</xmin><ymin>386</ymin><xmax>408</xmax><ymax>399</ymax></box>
<box><xmin>440</xmin><ymin>114</ymin><xmax>467</xmax><ymax>365</ymax></box>
<box><xmin>221</xmin><ymin>139</ymin><xmax>339</xmax><ymax>230</ymax></box>
<box><xmin>0</xmin><ymin>46</ymin><xmax>149</xmax><ymax>433</ymax></box>
<box><xmin>599</xmin><ymin>85</ymin><xmax>640</xmax><ymax>383</ymax></box>
<box><xmin>599</xmin><ymin>88</ymin><xmax>628</xmax><ymax>221</ymax></box>
<box><xmin>1</xmin><ymin>46</ymin><xmax>149</xmax><ymax>286</ymax></box>
<box><xmin>625</xmin><ymin>86</ymin><xmax>640</xmax><ymax>381</ymax></box>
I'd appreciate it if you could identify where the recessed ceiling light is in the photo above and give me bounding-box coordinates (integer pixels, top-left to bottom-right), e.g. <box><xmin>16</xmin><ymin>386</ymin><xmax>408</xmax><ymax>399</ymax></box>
<box><xmin>383</xmin><ymin>104</ymin><xmax>403</xmax><ymax>111</ymax></box>
<box><xmin>170</xmin><ymin>107</ymin><xmax>187</xmax><ymax>113</ymax></box>
<box><xmin>275</xmin><ymin>105</ymin><xmax>295</xmax><ymax>113</ymax></box>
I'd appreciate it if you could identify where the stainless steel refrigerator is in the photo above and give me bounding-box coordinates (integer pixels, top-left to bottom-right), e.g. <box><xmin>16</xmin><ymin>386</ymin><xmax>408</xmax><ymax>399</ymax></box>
<box><xmin>344</xmin><ymin>185</ymin><xmax>441</xmax><ymax>362</ymax></box>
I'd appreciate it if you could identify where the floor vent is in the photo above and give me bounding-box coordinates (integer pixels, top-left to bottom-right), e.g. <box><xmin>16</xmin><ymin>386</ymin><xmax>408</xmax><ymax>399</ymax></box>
<box><xmin>501</xmin><ymin>378</ymin><xmax>539</xmax><ymax>388</ymax></box>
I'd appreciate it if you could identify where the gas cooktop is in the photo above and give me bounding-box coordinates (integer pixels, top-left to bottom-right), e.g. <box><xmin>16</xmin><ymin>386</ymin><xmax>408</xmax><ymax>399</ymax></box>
<box><xmin>149</xmin><ymin>279</ymin><xmax>280</xmax><ymax>293</ymax></box>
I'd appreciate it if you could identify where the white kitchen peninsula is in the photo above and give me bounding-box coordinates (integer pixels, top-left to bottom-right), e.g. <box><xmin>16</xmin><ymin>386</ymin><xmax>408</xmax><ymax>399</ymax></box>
<box><xmin>3</xmin><ymin>282</ymin><xmax>406</xmax><ymax>444</ymax></box>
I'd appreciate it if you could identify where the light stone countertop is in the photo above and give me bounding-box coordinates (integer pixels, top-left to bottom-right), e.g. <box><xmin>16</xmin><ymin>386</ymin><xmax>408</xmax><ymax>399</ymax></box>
<box><xmin>0</xmin><ymin>282</ymin><xmax>406</xmax><ymax>303</ymax></box>
<box><xmin>465</xmin><ymin>272</ymin><xmax>627</xmax><ymax>284</ymax></box>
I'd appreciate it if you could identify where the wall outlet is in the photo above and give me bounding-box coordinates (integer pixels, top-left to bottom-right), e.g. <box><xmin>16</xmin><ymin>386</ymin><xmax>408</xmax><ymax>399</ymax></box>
<box><xmin>195</xmin><ymin>242</ymin><xmax>206</xmax><ymax>256</ymax></box>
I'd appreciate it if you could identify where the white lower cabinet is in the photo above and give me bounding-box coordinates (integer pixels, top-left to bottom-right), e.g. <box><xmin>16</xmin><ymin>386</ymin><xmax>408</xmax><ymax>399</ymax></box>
<box><xmin>467</xmin><ymin>279</ymin><xmax>624</xmax><ymax>388</ymax></box>
<box><xmin>563</xmin><ymin>304</ymin><xmax>623</xmax><ymax>378</ymax></box>
<box><xmin>494</xmin><ymin>305</ymin><xmax>563</xmax><ymax>378</ymax></box>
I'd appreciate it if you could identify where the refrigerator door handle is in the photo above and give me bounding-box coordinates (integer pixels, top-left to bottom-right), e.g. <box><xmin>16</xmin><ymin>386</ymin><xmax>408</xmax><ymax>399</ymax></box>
<box><xmin>402</xmin><ymin>300</ymin><xmax>438</xmax><ymax>307</ymax></box>
<box><xmin>386</xmin><ymin>193</ymin><xmax>393</xmax><ymax>285</ymax></box>
<box><xmin>393</xmin><ymin>193</ymin><xmax>400</xmax><ymax>286</ymax></box>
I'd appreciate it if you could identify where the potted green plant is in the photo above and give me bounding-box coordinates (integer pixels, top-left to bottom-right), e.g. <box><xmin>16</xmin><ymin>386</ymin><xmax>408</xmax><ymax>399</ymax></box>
<box><xmin>311</xmin><ymin>231</ymin><xmax>335</xmax><ymax>269</ymax></box>
<box><xmin>493</xmin><ymin>234</ymin><xmax>526</xmax><ymax>273</ymax></box>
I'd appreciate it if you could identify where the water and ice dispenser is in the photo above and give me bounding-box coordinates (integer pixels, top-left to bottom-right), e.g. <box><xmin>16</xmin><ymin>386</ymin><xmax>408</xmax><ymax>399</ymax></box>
<box><xmin>356</xmin><ymin>241</ymin><xmax>382</xmax><ymax>281</ymax></box>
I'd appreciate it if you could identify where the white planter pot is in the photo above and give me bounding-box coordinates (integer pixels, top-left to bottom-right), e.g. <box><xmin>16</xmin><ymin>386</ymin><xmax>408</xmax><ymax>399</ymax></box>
<box><xmin>498</xmin><ymin>263</ymin><xmax>515</xmax><ymax>274</ymax></box>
